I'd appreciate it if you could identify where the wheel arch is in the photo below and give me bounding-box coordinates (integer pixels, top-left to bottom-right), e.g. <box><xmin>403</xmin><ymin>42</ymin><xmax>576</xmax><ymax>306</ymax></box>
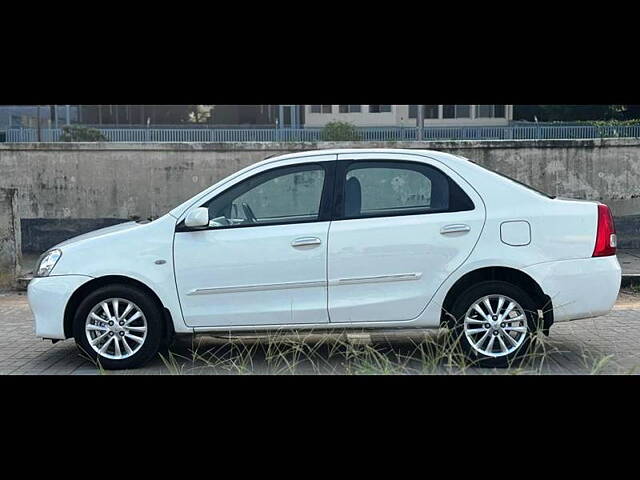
<box><xmin>439</xmin><ymin>266</ymin><xmax>554</xmax><ymax>333</ymax></box>
<box><xmin>63</xmin><ymin>275</ymin><xmax>175</xmax><ymax>342</ymax></box>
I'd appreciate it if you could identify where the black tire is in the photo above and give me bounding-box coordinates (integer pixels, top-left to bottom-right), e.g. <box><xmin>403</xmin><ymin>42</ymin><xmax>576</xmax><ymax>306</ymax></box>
<box><xmin>73</xmin><ymin>284</ymin><xmax>164</xmax><ymax>370</ymax></box>
<box><xmin>449</xmin><ymin>280</ymin><xmax>540</xmax><ymax>368</ymax></box>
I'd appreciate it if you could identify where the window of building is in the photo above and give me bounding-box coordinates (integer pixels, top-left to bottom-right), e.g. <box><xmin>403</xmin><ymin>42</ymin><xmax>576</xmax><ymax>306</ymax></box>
<box><xmin>339</xmin><ymin>105</ymin><xmax>362</xmax><ymax>113</ymax></box>
<box><xmin>443</xmin><ymin>105</ymin><xmax>471</xmax><ymax>119</ymax></box>
<box><xmin>369</xmin><ymin>105</ymin><xmax>392</xmax><ymax>113</ymax></box>
<box><xmin>476</xmin><ymin>105</ymin><xmax>507</xmax><ymax>118</ymax></box>
<box><xmin>339</xmin><ymin>161</ymin><xmax>474</xmax><ymax>220</ymax></box>
<box><xmin>409</xmin><ymin>105</ymin><xmax>440</xmax><ymax>119</ymax></box>
<box><xmin>455</xmin><ymin>105</ymin><xmax>471</xmax><ymax>118</ymax></box>
<box><xmin>310</xmin><ymin>105</ymin><xmax>333</xmax><ymax>114</ymax></box>
<box><xmin>476</xmin><ymin>105</ymin><xmax>493</xmax><ymax>118</ymax></box>
<box><xmin>443</xmin><ymin>105</ymin><xmax>455</xmax><ymax>119</ymax></box>
<box><xmin>425</xmin><ymin>105</ymin><xmax>439</xmax><ymax>119</ymax></box>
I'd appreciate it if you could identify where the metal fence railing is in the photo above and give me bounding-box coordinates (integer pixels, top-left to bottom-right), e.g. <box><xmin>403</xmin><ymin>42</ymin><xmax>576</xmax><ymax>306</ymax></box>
<box><xmin>2</xmin><ymin>125</ymin><xmax>640</xmax><ymax>143</ymax></box>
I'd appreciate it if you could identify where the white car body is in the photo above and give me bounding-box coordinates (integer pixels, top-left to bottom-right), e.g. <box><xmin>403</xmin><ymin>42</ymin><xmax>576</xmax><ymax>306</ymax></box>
<box><xmin>28</xmin><ymin>148</ymin><xmax>621</xmax><ymax>345</ymax></box>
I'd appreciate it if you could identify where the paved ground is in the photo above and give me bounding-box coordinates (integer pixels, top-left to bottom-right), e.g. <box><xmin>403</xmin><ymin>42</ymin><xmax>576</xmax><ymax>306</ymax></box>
<box><xmin>619</xmin><ymin>249</ymin><xmax>640</xmax><ymax>278</ymax></box>
<box><xmin>2</xmin><ymin>288</ymin><xmax>640</xmax><ymax>375</ymax></box>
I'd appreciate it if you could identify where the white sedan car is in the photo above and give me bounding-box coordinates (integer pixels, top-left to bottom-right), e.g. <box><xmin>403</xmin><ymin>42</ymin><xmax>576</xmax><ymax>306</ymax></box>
<box><xmin>28</xmin><ymin>149</ymin><xmax>621</xmax><ymax>369</ymax></box>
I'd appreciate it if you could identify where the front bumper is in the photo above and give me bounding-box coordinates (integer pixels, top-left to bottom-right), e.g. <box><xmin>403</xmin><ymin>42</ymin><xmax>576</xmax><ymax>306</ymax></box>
<box><xmin>27</xmin><ymin>275</ymin><xmax>93</xmax><ymax>339</ymax></box>
<box><xmin>524</xmin><ymin>255</ymin><xmax>621</xmax><ymax>323</ymax></box>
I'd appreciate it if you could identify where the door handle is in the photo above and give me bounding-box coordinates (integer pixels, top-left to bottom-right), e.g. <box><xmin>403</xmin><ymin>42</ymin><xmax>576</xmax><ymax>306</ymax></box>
<box><xmin>440</xmin><ymin>224</ymin><xmax>471</xmax><ymax>234</ymax></box>
<box><xmin>291</xmin><ymin>237</ymin><xmax>322</xmax><ymax>247</ymax></box>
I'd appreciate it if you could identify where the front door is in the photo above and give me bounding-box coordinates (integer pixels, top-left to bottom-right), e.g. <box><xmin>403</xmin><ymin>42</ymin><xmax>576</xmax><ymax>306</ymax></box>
<box><xmin>174</xmin><ymin>160</ymin><xmax>335</xmax><ymax>328</ymax></box>
<box><xmin>327</xmin><ymin>153</ymin><xmax>485</xmax><ymax>323</ymax></box>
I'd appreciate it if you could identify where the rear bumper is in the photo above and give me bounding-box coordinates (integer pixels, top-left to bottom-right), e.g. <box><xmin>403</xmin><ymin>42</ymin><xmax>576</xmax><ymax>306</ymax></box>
<box><xmin>524</xmin><ymin>256</ymin><xmax>621</xmax><ymax>323</ymax></box>
<box><xmin>27</xmin><ymin>275</ymin><xmax>93</xmax><ymax>339</ymax></box>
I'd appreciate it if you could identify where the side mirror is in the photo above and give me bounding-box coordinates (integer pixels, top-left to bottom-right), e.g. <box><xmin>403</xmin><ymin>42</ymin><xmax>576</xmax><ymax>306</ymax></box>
<box><xmin>184</xmin><ymin>207</ymin><xmax>209</xmax><ymax>228</ymax></box>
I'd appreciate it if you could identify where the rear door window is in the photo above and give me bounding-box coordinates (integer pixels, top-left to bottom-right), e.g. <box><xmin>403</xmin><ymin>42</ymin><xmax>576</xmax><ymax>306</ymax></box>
<box><xmin>337</xmin><ymin>160</ymin><xmax>474</xmax><ymax>219</ymax></box>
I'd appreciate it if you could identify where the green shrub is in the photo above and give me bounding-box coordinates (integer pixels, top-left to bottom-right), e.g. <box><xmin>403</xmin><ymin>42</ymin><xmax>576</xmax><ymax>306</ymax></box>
<box><xmin>542</xmin><ymin>119</ymin><xmax>640</xmax><ymax>139</ymax></box>
<box><xmin>59</xmin><ymin>125</ymin><xmax>108</xmax><ymax>142</ymax></box>
<box><xmin>321</xmin><ymin>121</ymin><xmax>361</xmax><ymax>141</ymax></box>
<box><xmin>586</xmin><ymin>120</ymin><xmax>640</xmax><ymax>138</ymax></box>
<box><xmin>579</xmin><ymin>119</ymin><xmax>640</xmax><ymax>126</ymax></box>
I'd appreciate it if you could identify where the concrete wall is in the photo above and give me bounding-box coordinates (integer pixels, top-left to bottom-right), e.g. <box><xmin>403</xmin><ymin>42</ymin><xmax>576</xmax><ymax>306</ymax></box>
<box><xmin>1</xmin><ymin>139</ymin><xmax>640</xmax><ymax>253</ymax></box>
<box><xmin>0</xmin><ymin>188</ymin><xmax>22</xmax><ymax>287</ymax></box>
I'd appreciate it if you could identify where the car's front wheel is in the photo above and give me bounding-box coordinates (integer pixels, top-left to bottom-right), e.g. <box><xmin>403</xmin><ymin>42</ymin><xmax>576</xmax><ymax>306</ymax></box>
<box><xmin>449</xmin><ymin>281</ymin><xmax>540</xmax><ymax>368</ymax></box>
<box><xmin>73</xmin><ymin>284</ymin><xmax>164</xmax><ymax>370</ymax></box>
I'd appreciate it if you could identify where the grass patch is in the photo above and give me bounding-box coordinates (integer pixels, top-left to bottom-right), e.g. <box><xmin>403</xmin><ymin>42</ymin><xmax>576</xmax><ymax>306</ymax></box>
<box><xmin>155</xmin><ymin>323</ymin><xmax>625</xmax><ymax>375</ymax></box>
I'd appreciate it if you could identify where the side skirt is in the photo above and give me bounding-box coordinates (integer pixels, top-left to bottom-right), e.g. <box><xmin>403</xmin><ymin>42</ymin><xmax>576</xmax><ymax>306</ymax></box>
<box><xmin>189</xmin><ymin>323</ymin><xmax>440</xmax><ymax>340</ymax></box>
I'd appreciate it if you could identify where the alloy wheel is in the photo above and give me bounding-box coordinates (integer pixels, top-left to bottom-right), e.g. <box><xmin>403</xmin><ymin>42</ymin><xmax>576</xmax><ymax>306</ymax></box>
<box><xmin>463</xmin><ymin>294</ymin><xmax>528</xmax><ymax>358</ymax></box>
<box><xmin>84</xmin><ymin>298</ymin><xmax>148</xmax><ymax>360</ymax></box>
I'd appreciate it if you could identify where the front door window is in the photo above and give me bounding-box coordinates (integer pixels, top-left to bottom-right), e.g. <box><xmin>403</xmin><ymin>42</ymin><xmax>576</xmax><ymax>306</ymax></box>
<box><xmin>204</xmin><ymin>165</ymin><xmax>327</xmax><ymax>228</ymax></box>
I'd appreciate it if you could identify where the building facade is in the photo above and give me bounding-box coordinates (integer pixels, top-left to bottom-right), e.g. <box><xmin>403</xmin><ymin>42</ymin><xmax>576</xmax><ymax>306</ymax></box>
<box><xmin>1</xmin><ymin>105</ymin><xmax>513</xmax><ymax>130</ymax></box>
<box><xmin>303</xmin><ymin>105</ymin><xmax>513</xmax><ymax>127</ymax></box>
<box><xmin>0</xmin><ymin>106</ymin><xmax>78</xmax><ymax>129</ymax></box>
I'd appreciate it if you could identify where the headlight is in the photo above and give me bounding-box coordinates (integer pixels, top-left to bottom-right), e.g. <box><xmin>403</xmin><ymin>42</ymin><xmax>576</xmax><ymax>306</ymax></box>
<box><xmin>35</xmin><ymin>249</ymin><xmax>62</xmax><ymax>277</ymax></box>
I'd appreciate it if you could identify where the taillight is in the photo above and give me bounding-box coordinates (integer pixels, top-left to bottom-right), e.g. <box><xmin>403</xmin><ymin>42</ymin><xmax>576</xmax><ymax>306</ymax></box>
<box><xmin>593</xmin><ymin>204</ymin><xmax>617</xmax><ymax>257</ymax></box>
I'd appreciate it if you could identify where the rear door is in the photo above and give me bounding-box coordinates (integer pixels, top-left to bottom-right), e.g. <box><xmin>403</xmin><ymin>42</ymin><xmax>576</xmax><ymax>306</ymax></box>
<box><xmin>327</xmin><ymin>152</ymin><xmax>485</xmax><ymax>323</ymax></box>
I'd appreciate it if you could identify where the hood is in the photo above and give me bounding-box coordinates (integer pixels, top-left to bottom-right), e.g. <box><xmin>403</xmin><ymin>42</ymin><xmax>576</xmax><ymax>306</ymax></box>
<box><xmin>44</xmin><ymin>214</ymin><xmax>178</xmax><ymax>278</ymax></box>
<box><xmin>54</xmin><ymin>221</ymin><xmax>142</xmax><ymax>249</ymax></box>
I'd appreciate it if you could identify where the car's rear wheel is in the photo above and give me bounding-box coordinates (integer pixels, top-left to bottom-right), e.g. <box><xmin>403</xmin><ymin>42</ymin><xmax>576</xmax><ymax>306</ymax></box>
<box><xmin>449</xmin><ymin>281</ymin><xmax>540</xmax><ymax>368</ymax></box>
<box><xmin>73</xmin><ymin>284</ymin><xmax>163</xmax><ymax>370</ymax></box>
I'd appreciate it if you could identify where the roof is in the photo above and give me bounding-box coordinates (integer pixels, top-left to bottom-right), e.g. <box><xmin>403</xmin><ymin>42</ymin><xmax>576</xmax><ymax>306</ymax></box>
<box><xmin>169</xmin><ymin>148</ymin><xmax>472</xmax><ymax>219</ymax></box>
<box><xmin>270</xmin><ymin>148</ymin><xmax>469</xmax><ymax>166</ymax></box>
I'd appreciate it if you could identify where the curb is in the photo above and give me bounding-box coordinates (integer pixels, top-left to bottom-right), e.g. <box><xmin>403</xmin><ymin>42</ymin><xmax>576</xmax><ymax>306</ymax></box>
<box><xmin>622</xmin><ymin>274</ymin><xmax>640</xmax><ymax>288</ymax></box>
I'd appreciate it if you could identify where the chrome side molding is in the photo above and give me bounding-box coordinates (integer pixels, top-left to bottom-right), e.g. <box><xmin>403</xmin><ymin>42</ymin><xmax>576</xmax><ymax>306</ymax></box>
<box><xmin>333</xmin><ymin>272</ymin><xmax>422</xmax><ymax>286</ymax></box>
<box><xmin>188</xmin><ymin>273</ymin><xmax>422</xmax><ymax>296</ymax></box>
<box><xmin>187</xmin><ymin>280</ymin><xmax>326</xmax><ymax>296</ymax></box>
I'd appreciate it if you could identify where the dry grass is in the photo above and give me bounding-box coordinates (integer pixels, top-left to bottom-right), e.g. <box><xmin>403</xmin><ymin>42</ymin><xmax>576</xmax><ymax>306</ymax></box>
<box><xmin>87</xmin><ymin>294</ymin><xmax>640</xmax><ymax>375</ymax></box>
<box><xmin>153</xmin><ymin>323</ymin><xmax>627</xmax><ymax>375</ymax></box>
